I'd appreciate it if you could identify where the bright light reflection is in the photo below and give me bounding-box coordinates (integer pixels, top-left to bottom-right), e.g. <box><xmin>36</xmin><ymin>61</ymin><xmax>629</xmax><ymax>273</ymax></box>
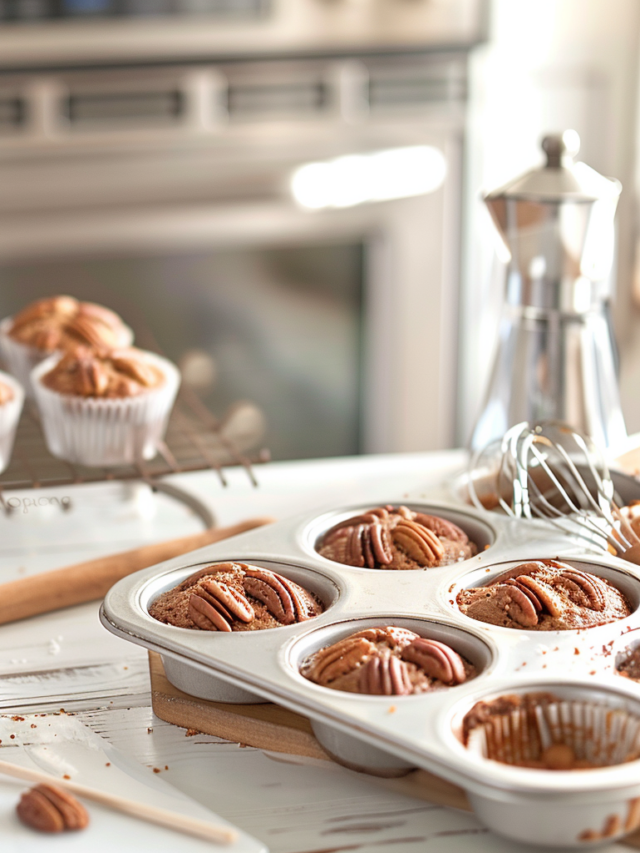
<box><xmin>291</xmin><ymin>146</ymin><xmax>447</xmax><ymax>210</ymax></box>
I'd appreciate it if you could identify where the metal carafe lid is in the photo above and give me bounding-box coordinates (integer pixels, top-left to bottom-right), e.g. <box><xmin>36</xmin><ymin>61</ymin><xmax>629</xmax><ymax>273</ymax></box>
<box><xmin>485</xmin><ymin>130</ymin><xmax>621</xmax><ymax>207</ymax></box>
<box><xmin>484</xmin><ymin>132</ymin><xmax>621</xmax><ymax>308</ymax></box>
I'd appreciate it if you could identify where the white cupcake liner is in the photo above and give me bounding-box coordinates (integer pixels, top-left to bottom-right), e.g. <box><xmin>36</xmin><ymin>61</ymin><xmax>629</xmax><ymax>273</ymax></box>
<box><xmin>31</xmin><ymin>353</ymin><xmax>180</xmax><ymax>468</ymax></box>
<box><xmin>466</xmin><ymin>697</ymin><xmax>640</xmax><ymax>769</ymax></box>
<box><xmin>0</xmin><ymin>370</ymin><xmax>24</xmax><ymax>473</ymax></box>
<box><xmin>0</xmin><ymin>315</ymin><xmax>134</xmax><ymax>397</ymax></box>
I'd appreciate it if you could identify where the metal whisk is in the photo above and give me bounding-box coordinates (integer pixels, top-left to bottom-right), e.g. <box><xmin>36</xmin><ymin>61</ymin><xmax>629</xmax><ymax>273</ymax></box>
<box><xmin>468</xmin><ymin>420</ymin><xmax>640</xmax><ymax>565</ymax></box>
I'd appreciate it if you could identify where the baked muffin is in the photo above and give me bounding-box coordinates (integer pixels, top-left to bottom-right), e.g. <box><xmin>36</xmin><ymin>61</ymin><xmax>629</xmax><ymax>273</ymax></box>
<box><xmin>0</xmin><ymin>296</ymin><xmax>133</xmax><ymax>396</ymax></box>
<box><xmin>457</xmin><ymin>560</ymin><xmax>631</xmax><ymax>630</ymax></box>
<box><xmin>40</xmin><ymin>346</ymin><xmax>165</xmax><ymax>397</ymax></box>
<box><xmin>149</xmin><ymin>562</ymin><xmax>323</xmax><ymax>631</ymax></box>
<box><xmin>31</xmin><ymin>347</ymin><xmax>179</xmax><ymax>467</ymax></box>
<box><xmin>301</xmin><ymin>626</ymin><xmax>475</xmax><ymax>695</ymax></box>
<box><xmin>0</xmin><ymin>371</ymin><xmax>24</xmax><ymax>473</ymax></box>
<box><xmin>317</xmin><ymin>505</ymin><xmax>477</xmax><ymax>569</ymax></box>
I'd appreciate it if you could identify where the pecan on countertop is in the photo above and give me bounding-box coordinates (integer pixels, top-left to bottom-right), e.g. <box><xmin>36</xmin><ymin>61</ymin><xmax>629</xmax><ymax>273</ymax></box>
<box><xmin>16</xmin><ymin>784</ymin><xmax>89</xmax><ymax>833</ymax></box>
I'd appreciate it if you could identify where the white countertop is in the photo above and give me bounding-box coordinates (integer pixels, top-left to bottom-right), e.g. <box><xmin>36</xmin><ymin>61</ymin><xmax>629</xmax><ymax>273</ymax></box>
<box><xmin>0</xmin><ymin>451</ymin><xmax>627</xmax><ymax>852</ymax></box>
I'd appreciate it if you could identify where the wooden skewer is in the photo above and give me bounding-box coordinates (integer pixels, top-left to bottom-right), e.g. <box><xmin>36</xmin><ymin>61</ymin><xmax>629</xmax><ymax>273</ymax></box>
<box><xmin>0</xmin><ymin>516</ymin><xmax>275</xmax><ymax>625</ymax></box>
<box><xmin>0</xmin><ymin>758</ymin><xmax>238</xmax><ymax>844</ymax></box>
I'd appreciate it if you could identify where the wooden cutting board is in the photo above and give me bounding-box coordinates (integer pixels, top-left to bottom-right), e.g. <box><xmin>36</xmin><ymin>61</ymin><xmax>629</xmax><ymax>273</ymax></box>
<box><xmin>148</xmin><ymin>652</ymin><xmax>640</xmax><ymax>847</ymax></box>
<box><xmin>148</xmin><ymin>652</ymin><xmax>469</xmax><ymax>811</ymax></box>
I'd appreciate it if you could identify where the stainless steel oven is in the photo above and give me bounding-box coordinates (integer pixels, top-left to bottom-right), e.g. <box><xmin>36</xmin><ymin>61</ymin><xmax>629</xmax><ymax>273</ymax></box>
<box><xmin>0</xmin><ymin>3</ymin><xmax>486</xmax><ymax>461</ymax></box>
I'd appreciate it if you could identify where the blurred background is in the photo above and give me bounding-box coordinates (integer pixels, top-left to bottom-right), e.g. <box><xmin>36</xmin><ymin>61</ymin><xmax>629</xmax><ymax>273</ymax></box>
<box><xmin>0</xmin><ymin>0</ymin><xmax>639</xmax><ymax>462</ymax></box>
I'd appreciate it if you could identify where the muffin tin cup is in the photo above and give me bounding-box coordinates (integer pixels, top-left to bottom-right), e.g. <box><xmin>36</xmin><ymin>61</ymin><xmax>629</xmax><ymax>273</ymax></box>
<box><xmin>289</xmin><ymin>614</ymin><xmax>493</xmax><ymax>776</ymax></box>
<box><xmin>452</xmin><ymin>681</ymin><xmax>640</xmax><ymax>846</ymax></box>
<box><xmin>310</xmin><ymin>721</ymin><xmax>416</xmax><ymax>777</ymax></box>
<box><xmin>100</xmin><ymin>498</ymin><xmax>640</xmax><ymax>847</ymax></box>
<box><xmin>0</xmin><ymin>316</ymin><xmax>134</xmax><ymax>397</ymax></box>
<box><xmin>31</xmin><ymin>353</ymin><xmax>180</xmax><ymax>467</ymax></box>
<box><xmin>161</xmin><ymin>654</ymin><xmax>266</xmax><ymax>704</ymax></box>
<box><xmin>134</xmin><ymin>558</ymin><xmax>342</xmax><ymax>705</ymax></box>
<box><xmin>467</xmin><ymin>787</ymin><xmax>640</xmax><ymax>848</ymax></box>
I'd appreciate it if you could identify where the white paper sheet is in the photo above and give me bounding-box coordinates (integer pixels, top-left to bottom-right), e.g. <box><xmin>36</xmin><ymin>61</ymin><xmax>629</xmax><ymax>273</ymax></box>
<box><xmin>0</xmin><ymin>713</ymin><xmax>267</xmax><ymax>853</ymax></box>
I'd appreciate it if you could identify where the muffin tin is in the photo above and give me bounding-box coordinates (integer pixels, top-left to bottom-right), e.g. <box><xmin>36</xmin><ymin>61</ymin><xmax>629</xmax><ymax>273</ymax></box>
<box><xmin>101</xmin><ymin>497</ymin><xmax>640</xmax><ymax>848</ymax></box>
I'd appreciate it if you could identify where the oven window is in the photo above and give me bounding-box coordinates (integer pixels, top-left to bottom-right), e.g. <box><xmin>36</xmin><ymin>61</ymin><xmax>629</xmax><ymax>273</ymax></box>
<box><xmin>0</xmin><ymin>242</ymin><xmax>364</xmax><ymax>461</ymax></box>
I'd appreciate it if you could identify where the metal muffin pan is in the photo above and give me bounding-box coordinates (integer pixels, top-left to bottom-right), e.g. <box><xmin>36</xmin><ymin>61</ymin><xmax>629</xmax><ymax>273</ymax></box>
<box><xmin>101</xmin><ymin>499</ymin><xmax>640</xmax><ymax>847</ymax></box>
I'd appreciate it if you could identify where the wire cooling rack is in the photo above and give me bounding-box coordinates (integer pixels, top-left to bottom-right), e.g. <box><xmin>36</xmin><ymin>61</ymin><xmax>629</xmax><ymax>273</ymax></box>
<box><xmin>0</xmin><ymin>384</ymin><xmax>268</xmax><ymax>493</ymax></box>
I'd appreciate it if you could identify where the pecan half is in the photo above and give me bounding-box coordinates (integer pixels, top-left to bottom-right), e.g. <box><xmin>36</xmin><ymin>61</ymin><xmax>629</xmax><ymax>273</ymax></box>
<box><xmin>361</xmin><ymin>524</ymin><xmax>375</xmax><ymax>568</ymax></box>
<box><xmin>392</xmin><ymin>519</ymin><xmax>445</xmax><ymax>564</ymax></box>
<box><xmin>323</xmin><ymin>519</ymin><xmax>393</xmax><ymax>568</ymax></box>
<box><xmin>310</xmin><ymin>636</ymin><xmax>377</xmax><ymax>685</ymax></box>
<box><xmin>559</xmin><ymin>568</ymin><xmax>606</xmax><ymax>611</ymax></box>
<box><xmin>31</xmin><ymin>327</ymin><xmax>63</xmax><ymax>350</ymax></box>
<box><xmin>67</xmin><ymin>315</ymin><xmax>115</xmax><ymax>348</ymax></box>
<box><xmin>413</xmin><ymin>513</ymin><xmax>468</xmax><ymax>543</ymax></box>
<box><xmin>78</xmin><ymin>301</ymin><xmax>124</xmax><ymax>328</ymax></box>
<box><xmin>368</xmin><ymin>522</ymin><xmax>393</xmax><ymax>565</ymax></box>
<box><xmin>17</xmin><ymin>784</ymin><xmax>89</xmax><ymax>833</ymax></box>
<box><xmin>243</xmin><ymin>567</ymin><xmax>311</xmax><ymax>624</ymax></box>
<box><xmin>200</xmin><ymin>579</ymin><xmax>254</xmax><ymax>623</ymax></box>
<box><xmin>11</xmin><ymin>296</ymin><xmax>78</xmax><ymax>331</ymax></box>
<box><xmin>516</xmin><ymin>575</ymin><xmax>564</xmax><ymax>617</ymax></box>
<box><xmin>346</xmin><ymin>524</ymin><xmax>366</xmax><ymax>567</ymax></box>
<box><xmin>112</xmin><ymin>355</ymin><xmax>159</xmax><ymax>388</ymax></box>
<box><xmin>359</xmin><ymin>655</ymin><xmax>412</xmax><ymax>695</ymax></box>
<box><xmin>493</xmin><ymin>583</ymin><xmax>540</xmax><ymax>628</ymax></box>
<box><xmin>188</xmin><ymin>592</ymin><xmax>233</xmax><ymax>631</ymax></box>
<box><xmin>401</xmin><ymin>638</ymin><xmax>467</xmax><ymax>685</ymax></box>
<box><xmin>504</xmin><ymin>578</ymin><xmax>543</xmax><ymax>612</ymax></box>
<box><xmin>75</xmin><ymin>357</ymin><xmax>109</xmax><ymax>396</ymax></box>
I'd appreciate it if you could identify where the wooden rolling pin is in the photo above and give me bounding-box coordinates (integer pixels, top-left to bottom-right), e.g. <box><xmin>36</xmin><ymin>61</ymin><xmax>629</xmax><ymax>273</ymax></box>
<box><xmin>0</xmin><ymin>516</ymin><xmax>274</xmax><ymax>626</ymax></box>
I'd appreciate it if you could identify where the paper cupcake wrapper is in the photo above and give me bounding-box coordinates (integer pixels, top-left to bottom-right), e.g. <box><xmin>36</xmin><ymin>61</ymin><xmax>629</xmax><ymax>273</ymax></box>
<box><xmin>0</xmin><ymin>370</ymin><xmax>24</xmax><ymax>473</ymax></box>
<box><xmin>466</xmin><ymin>698</ymin><xmax>640</xmax><ymax>768</ymax></box>
<box><xmin>0</xmin><ymin>316</ymin><xmax>134</xmax><ymax>397</ymax></box>
<box><xmin>31</xmin><ymin>353</ymin><xmax>180</xmax><ymax>468</ymax></box>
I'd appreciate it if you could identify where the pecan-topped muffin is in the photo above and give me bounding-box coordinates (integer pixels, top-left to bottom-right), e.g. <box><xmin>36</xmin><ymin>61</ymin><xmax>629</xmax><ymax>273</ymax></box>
<box><xmin>149</xmin><ymin>562</ymin><xmax>324</xmax><ymax>632</ymax></box>
<box><xmin>41</xmin><ymin>347</ymin><xmax>165</xmax><ymax>398</ymax></box>
<box><xmin>457</xmin><ymin>560</ymin><xmax>631</xmax><ymax>630</ymax></box>
<box><xmin>6</xmin><ymin>296</ymin><xmax>130</xmax><ymax>352</ymax></box>
<box><xmin>317</xmin><ymin>505</ymin><xmax>477</xmax><ymax>569</ymax></box>
<box><xmin>0</xmin><ymin>296</ymin><xmax>133</xmax><ymax>396</ymax></box>
<box><xmin>31</xmin><ymin>346</ymin><xmax>179</xmax><ymax>467</ymax></box>
<box><xmin>301</xmin><ymin>626</ymin><xmax>475</xmax><ymax>695</ymax></box>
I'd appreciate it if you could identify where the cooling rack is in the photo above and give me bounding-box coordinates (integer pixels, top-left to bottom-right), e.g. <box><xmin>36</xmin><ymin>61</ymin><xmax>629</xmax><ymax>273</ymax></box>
<box><xmin>0</xmin><ymin>384</ymin><xmax>268</xmax><ymax>496</ymax></box>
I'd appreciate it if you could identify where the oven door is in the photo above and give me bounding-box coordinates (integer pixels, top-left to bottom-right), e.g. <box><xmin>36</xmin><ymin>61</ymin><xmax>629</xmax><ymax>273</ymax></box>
<box><xmin>0</xmin><ymin>61</ymin><xmax>463</xmax><ymax>460</ymax></box>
